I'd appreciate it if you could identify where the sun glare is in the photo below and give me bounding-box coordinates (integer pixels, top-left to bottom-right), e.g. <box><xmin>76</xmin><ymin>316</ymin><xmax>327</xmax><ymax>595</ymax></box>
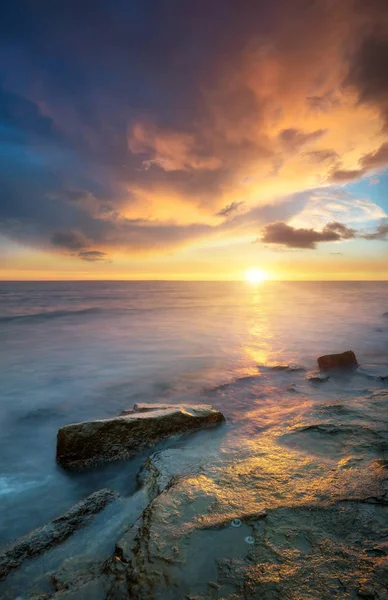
<box><xmin>244</xmin><ymin>268</ymin><xmax>267</xmax><ymax>284</ymax></box>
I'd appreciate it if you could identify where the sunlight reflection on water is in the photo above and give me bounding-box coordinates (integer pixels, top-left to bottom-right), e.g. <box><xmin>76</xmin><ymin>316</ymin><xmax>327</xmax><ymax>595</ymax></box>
<box><xmin>0</xmin><ymin>281</ymin><xmax>387</xmax><ymax>545</ymax></box>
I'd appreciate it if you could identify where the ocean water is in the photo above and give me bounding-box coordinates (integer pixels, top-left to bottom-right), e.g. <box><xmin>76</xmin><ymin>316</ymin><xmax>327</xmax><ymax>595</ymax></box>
<box><xmin>0</xmin><ymin>280</ymin><xmax>387</xmax><ymax>550</ymax></box>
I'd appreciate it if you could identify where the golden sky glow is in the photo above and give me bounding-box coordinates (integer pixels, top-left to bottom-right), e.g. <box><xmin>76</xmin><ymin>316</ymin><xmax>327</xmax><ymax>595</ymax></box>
<box><xmin>1</xmin><ymin>0</ymin><xmax>388</xmax><ymax>280</ymax></box>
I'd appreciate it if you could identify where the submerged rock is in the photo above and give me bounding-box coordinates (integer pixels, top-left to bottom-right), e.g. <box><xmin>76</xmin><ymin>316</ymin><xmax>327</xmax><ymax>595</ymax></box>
<box><xmin>287</xmin><ymin>383</ymin><xmax>300</xmax><ymax>392</ymax></box>
<box><xmin>306</xmin><ymin>371</ymin><xmax>330</xmax><ymax>383</ymax></box>
<box><xmin>0</xmin><ymin>489</ymin><xmax>119</xmax><ymax>581</ymax></box>
<box><xmin>57</xmin><ymin>403</ymin><xmax>225</xmax><ymax>469</ymax></box>
<box><xmin>258</xmin><ymin>363</ymin><xmax>306</xmax><ymax>373</ymax></box>
<box><xmin>370</xmin><ymin>390</ymin><xmax>388</xmax><ymax>401</ymax></box>
<box><xmin>317</xmin><ymin>350</ymin><xmax>358</xmax><ymax>372</ymax></box>
<box><xmin>382</xmin><ymin>312</ymin><xmax>388</xmax><ymax>318</ymax></box>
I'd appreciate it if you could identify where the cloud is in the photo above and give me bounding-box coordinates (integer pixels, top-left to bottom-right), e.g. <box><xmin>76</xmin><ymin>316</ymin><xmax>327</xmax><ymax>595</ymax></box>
<box><xmin>0</xmin><ymin>0</ymin><xmax>387</xmax><ymax>267</ymax></box>
<box><xmin>279</xmin><ymin>128</ymin><xmax>327</xmax><ymax>150</ymax></box>
<box><xmin>51</xmin><ymin>231</ymin><xmax>88</xmax><ymax>251</ymax></box>
<box><xmin>288</xmin><ymin>188</ymin><xmax>386</xmax><ymax>229</ymax></box>
<box><xmin>215</xmin><ymin>201</ymin><xmax>245</xmax><ymax>218</ymax></box>
<box><xmin>128</xmin><ymin>123</ymin><xmax>222</xmax><ymax>173</ymax></box>
<box><xmin>361</xmin><ymin>221</ymin><xmax>388</xmax><ymax>241</ymax></box>
<box><xmin>303</xmin><ymin>149</ymin><xmax>339</xmax><ymax>164</ymax></box>
<box><xmin>0</xmin><ymin>86</ymin><xmax>60</xmax><ymax>143</ymax></box>
<box><xmin>325</xmin><ymin>221</ymin><xmax>355</xmax><ymax>240</ymax></box>
<box><xmin>329</xmin><ymin>169</ymin><xmax>365</xmax><ymax>183</ymax></box>
<box><xmin>77</xmin><ymin>250</ymin><xmax>109</xmax><ymax>262</ymax></box>
<box><xmin>329</xmin><ymin>142</ymin><xmax>388</xmax><ymax>183</ymax></box>
<box><xmin>260</xmin><ymin>216</ymin><xmax>388</xmax><ymax>249</ymax></box>
<box><xmin>360</xmin><ymin>142</ymin><xmax>388</xmax><ymax>170</ymax></box>
<box><xmin>306</xmin><ymin>94</ymin><xmax>340</xmax><ymax>112</ymax></box>
<box><xmin>345</xmin><ymin>19</ymin><xmax>388</xmax><ymax>129</ymax></box>
<box><xmin>260</xmin><ymin>221</ymin><xmax>356</xmax><ymax>249</ymax></box>
<box><xmin>51</xmin><ymin>230</ymin><xmax>110</xmax><ymax>263</ymax></box>
<box><xmin>62</xmin><ymin>189</ymin><xmax>95</xmax><ymax>203</ymax></box>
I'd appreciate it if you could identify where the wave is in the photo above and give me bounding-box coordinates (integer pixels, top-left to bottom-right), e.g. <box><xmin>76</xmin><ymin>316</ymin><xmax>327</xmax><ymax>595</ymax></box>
<box><xmin>257</xmin><ymin>363</ymin><xmax>306</xmax><ymax>372</ymax></box>
<box><xmin>0</xmin><ymin>307</ymin><xmax>103</xmax><ymax>324</ymax></box>
<box><xmin>206</xmin><ymin>374</ymin><xmax>261</xmax><ymax>394</ymax></box>
<box><xmin>0</xmin><ymin>475</ymin><xmax>51</xmax><ymax>497</ymax></box>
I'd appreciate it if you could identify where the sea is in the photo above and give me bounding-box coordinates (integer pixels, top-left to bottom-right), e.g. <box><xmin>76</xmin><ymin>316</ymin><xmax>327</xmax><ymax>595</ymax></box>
<box><xmin>0</xmin><ymin>280</ymin><xmax>387</xmax><ymax>550</ymax></box>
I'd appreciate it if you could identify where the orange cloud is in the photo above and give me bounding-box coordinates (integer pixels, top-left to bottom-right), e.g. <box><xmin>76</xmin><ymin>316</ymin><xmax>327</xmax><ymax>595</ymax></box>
<box><xmin>128</xmin><ymin>122</ymin><xmax>222</xmax><ymax>172</ymax></box>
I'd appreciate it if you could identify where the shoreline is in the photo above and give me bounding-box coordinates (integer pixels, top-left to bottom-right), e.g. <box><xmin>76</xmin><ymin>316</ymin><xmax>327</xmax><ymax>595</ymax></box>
<box><xmin>1</xmin><ymin>378</ymin><xmax>388</xmax><ymax>599</ymax></box>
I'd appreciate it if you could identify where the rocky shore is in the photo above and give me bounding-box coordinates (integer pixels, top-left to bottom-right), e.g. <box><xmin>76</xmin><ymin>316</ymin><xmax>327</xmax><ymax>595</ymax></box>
<box><xmin>1</xmin><ymin>354</ymin><xmax>388</xmax><ymax>600</ymax></box>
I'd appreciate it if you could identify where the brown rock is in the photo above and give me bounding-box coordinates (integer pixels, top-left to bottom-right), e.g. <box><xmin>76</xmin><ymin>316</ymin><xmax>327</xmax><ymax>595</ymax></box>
<box><xmin>317</xmin><ymin>350</ymin><xmax>358</xmax><ymax>372</ymax></box>
<box><xmin>57</xmin><ymin>403</ymin><xmax>225</xmax><ymax>469</ymax></box>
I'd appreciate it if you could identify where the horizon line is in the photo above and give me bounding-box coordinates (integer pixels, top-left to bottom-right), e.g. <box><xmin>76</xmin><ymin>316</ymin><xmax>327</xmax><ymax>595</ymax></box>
<box><xmin>1</xmin><ymin>279</ymin><xmax>388</xmax><ymax>283</ymax></box>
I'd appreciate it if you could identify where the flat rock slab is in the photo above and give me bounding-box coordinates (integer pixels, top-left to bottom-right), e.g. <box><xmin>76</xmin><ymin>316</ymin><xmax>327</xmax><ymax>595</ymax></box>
<box><xmin>317</xmin><ymin>350</ymin><xmax>358</xmax><ymax>372</ymax></box>
<box><xmin>113</xmin><ymin>447</ymin><xmax>388</xmax><ymax>600</ymax></box>
<box><xmin>57</xmin><ymin>403</ymin><xmax>225</xmax><ymax>469</ymax></box>
<box><xmin>0</xmin><ymin>488</ymin><xmax>119</xmax><ymax>581</ymax></box>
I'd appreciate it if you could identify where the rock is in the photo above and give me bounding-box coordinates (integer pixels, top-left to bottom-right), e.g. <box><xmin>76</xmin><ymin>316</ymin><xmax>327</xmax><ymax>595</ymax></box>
<box><xmin>0</xmin><ymin>489</ymin><xmax>119</xmax><ymax>581</ymax></box>
<box><xmin>358</xmin><ymin>586</ymin><xmax>377</xmax><ymax>599</ymax></box>
<box><xmin>50</xmin><ymin>579</ymin><xmax>106</xmax><ymax>600</ymax></box>
<box><xmin>370</xmin><ymin>390</ymin><xmax>388</xmax><ymax>401</ymax></box>
<box><xmin>134</xmin><ymin>402</ymin><xmax>181</xmax><ymax>412</ymax></box>
<box><xmin>287</xmin><ymin>383</ymin><xmax>299</xmax><ymax>392</ymax></box>
<box><xmin>382</xmin><ymin>312</ymin><xmax>388</xmax><ymax>318</ymax></box>
<box><xmin>317</xmin><ymin>350</ymin><xmax>358</xmax><ymax>372</ymax></box>
<box><xmin>282</xmin><ymin>422</ymin><xmax>388</xmax><ymax>461</ymax></box>
<box><xmin>120</xmin><ymin>403</ymin><xmax>174</xmax><ymax>417</ymax></box>
<box><xmin>111</xmin><ymin>453</ymin><xmax>388</xmax><ymax>600</ymax></box>
<box><xmin>57</xmin><ymin>403</ymin><xmax>225</xmax><ymax>469</ymax></box>
<box><xmin>306</xmin><ymin>372</ymin><xmax>330</xmax><ymax>383</ymax></box>
<box><xmin>338</xmin><ymin>457</ymin><xmax>363</xmax><ymax>470</ymax></box>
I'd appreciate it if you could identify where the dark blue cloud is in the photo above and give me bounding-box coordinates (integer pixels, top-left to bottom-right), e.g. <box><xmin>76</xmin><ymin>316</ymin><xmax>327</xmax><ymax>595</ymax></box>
<box><xmin>0</xmin><ymin>0</ymin><xmax>280</xmax><ymax>256</ymax></box>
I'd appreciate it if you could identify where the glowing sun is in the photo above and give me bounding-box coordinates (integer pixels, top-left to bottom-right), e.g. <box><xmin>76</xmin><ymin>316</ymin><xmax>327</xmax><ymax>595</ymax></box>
<box><xmin>244</xmin><ymin>268</ymin><xmax>267</xmax><ymax>284</ymax></box>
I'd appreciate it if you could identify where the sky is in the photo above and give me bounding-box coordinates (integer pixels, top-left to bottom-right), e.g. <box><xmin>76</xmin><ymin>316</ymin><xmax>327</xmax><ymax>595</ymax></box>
<box><xmin>0</xmin><ymin>0</ymin><xmax>388</xmax><ymax>281</ymax></box>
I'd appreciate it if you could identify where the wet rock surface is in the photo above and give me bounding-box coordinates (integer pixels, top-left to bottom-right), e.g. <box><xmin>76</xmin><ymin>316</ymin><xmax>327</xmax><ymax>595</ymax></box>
<box><xmin>318</xmin><ymin>350</ymin><xmax>358</xmax><ymax>372</ymax></box>
<box><xmin>57</xmin><ymin>403</ymin><xmax>225</xmax><ymax>469</ymax></box>
<box><xmin>306</xmin><ymin>371</ymin><xmax>330</xmax><ymax>383</ymax></box>
<box><xmin>108</xmin><ymin>446</ymin><xmax>388</xmax><ymax>600</ymax></box>
<box><xmin>0</xmin><ymin>489</ymin><xmax>119</xmax><ymax>581</ymax></box>
<box><xmin>2</xmin><ymin>378</ymin><xmax>388</xmax><ymax>599</ymax></box>
<box><xmin>105</xmin><ymin>382</ymin><xmax>388</xmax><ymax>600</ymax></box>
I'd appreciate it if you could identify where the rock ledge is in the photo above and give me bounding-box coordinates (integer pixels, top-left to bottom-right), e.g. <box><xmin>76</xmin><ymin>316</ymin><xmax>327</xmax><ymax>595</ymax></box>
<box><xmin>0</xmin><ymin>488</ymin><xmax>119</xmax><ymax>581</ymax></box>
<box><xmin>57</xmin><ymin>403</ymin><xmax>225</xmax><ymax>469</ymax></box>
